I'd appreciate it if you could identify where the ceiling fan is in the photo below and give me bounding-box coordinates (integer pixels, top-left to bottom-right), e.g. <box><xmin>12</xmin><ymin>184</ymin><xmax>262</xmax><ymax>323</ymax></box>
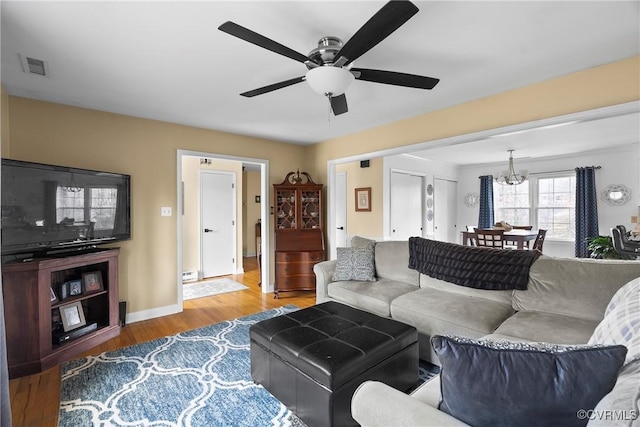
<box><xmin>218</xmin><ymin>0</ymin><xmax>439</xmax><ymax>116</ymax></box>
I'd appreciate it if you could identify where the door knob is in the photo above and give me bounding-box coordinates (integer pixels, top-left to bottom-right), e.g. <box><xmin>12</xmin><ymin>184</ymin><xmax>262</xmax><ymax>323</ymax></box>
<box><xmin>337</xmin><ymin>226</ymin><xmax>344</xmax><ymax>230</ymax></box>
<box><xmin>204</xmin><ymin>228</ymin><xmax>213</xmax><ymax>233</ymax></box>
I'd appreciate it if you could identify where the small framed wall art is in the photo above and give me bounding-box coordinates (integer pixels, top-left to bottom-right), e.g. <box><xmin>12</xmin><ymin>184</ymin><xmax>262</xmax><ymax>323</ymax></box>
<box><xmin>355</xmin><ymin>187</ymin><xmax>371</xmax><ymax>212</ymax></box>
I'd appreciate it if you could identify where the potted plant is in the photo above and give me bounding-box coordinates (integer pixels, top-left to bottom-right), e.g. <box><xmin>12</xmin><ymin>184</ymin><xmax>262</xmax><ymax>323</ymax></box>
<box><xmin>586</xmin><ymin>235</ymin><xmax>626</xmax><ymax>259</ymax></box>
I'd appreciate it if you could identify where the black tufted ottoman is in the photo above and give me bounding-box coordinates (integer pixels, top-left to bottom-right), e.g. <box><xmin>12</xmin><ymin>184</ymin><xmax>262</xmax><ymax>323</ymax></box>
<box><xmin>250</xmin><ymin>301</ymin><xmax>418</xmax><ymax>427</ymax></box>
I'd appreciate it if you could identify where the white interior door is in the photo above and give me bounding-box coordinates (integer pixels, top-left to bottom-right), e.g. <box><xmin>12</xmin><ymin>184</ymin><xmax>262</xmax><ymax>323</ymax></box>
<box><xmin>335</xmin><ymin>172</ymin><xmax>347</xmax><ymax>249</ymax></box>
<box><xmin>390</xmin><ymin>171</ymin><xmax>424</xmax><ymax>240</ymax></box>
<box><xmin>434</xmin><ymin>178</ymin><xmax>458</xmax><ymax>243</ymax></box>
<box><xmin>201</xmin><ymin>171</ymin><xmax>236</xmax><ymax>278</ymax></box>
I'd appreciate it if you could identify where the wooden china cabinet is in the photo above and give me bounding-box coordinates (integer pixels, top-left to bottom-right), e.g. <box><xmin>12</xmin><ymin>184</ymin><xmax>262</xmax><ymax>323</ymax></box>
<box><xmin>273</xmin><ymin>170</ymin><xmax>324</xmax><ymax>298</ymax></box>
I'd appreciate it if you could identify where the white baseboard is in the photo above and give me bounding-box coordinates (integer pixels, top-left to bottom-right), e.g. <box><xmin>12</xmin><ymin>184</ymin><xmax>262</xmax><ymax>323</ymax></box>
<box><xmin>126</xmin><ymin>303</ymin><xmax>182</xmax><ymax>324</ymax></box>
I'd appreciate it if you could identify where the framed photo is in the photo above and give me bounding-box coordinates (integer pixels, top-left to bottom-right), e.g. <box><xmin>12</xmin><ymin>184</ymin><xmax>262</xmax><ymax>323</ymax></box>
<box><xmin>68</xmin><ymin>279</ymin><xmax>82</xmax><ymax>296</ymax></box>
<box><xmin>59</xmin><ymin>301</ymin><xmax>86</xmax><ymax>332</ymax></box>
<box><xmin>82</xmin><ymin>271</ymin><xmax>103</xmax><ymax>293</ymax></box>
<box><xmin>50</xmin><ymin>286</ymin><xmax>59</xmax><ymax>304</ymax></box>
<box><xmin>59</xmin><ymin>282</ymin><xmax>69</xmax><ymax>300</ymax></box>
<box><xmin>355</xmin><ymin>187</ymin><xmax>371</xmax><ymax>212</ymax></box>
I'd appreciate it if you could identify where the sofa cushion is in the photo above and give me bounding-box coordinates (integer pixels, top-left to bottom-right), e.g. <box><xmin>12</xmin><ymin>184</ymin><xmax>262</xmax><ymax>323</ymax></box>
<box><xmin>419</xmin><ymin>273</ymin><xmax>513</xmax><ymax>305</ymax></box>
<box><xmin>588</xmin><ymin>277</ymin><xmax>640</xmax><ymax>365</ymax></box>
<box><xmin>332</xmin><ymin>245</ymin><xmax>376</xmax><ymax>282</ymax></box>
<box><xmin>494</xmin><ymin>310</ymin><xmax>599</xmax><ymax>344</ymax></box>
<box><xmin>327</xmin><ymin>279</ymin><xmax>418</xmax><ymax>318</ymax></box>
<box><xmin>374</xmin><ymin>241</ymin><xmax>419</xmax><ymax>285</ymax></box>
<box><xmin>390</xmin><ymin>288</ymin><xmax>515</xmax><ymax>360</ymax></box>
<box><xmin>512</xmin><ymin>256</ymin><xmax>640</xmax><ymax>322</ymax></box>
<box><xmin>432</xmin><ymin>335</ymin><xmax>627</xmax><ymax>427</ymax></box>
<box><xmin>588</xmin><ymin>359</ymin><xmax>640</xmax><ymax>426</ymax></box>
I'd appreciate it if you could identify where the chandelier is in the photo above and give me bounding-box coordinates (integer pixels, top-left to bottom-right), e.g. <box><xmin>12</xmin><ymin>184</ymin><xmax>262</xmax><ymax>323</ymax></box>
<box><xmin>495</xmin><ymin>150</ymin><xmax>528</xmax><ymax>185</ymax></box>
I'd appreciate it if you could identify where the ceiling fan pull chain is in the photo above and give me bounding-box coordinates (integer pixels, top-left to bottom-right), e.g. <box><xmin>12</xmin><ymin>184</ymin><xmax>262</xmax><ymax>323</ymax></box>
<box><xmin>326</xmin><ymin>94</ymin><xmax>332</xmax><ymax>125</ymax></box>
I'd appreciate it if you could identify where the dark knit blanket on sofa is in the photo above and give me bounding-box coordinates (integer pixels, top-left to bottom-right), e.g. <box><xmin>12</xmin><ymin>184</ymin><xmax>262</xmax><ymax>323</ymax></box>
<box><xmin>408</xmin><ymin>237</ymin><xmax>541</xmax><ymax>290</ymax></box>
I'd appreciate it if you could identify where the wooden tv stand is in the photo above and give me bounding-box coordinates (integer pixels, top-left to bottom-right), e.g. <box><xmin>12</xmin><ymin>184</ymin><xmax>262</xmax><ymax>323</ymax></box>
<box><xmin>2</xmin><ymin>248</ymin><xmax>121</xmax><ymax>378</ymax></box>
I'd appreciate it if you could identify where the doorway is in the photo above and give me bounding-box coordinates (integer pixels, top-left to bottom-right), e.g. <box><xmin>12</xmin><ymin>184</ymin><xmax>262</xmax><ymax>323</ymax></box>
<box><xmin>177</xmin><ymin>150</ymin><xmax>270</xmax><ymax>307</ymax></box>
<box><xmin>200</xmin><ymin>170</ymin><xmax>236</xmax><ymax>278</ymax></box>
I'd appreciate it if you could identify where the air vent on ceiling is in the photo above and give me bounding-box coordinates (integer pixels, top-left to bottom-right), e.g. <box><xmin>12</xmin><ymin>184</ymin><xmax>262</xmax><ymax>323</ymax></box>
<box><xmin>19</xmin><ymin>54</ymin><xmax>50</xmax><ymax>77</ymax></box>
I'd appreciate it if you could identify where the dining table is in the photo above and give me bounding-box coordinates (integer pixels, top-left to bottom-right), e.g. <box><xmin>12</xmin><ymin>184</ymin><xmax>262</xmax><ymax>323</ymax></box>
<box><xmin>461</xmin><ymin>229</ymin><xmax>539</xmax><ymax>250</ymax></box>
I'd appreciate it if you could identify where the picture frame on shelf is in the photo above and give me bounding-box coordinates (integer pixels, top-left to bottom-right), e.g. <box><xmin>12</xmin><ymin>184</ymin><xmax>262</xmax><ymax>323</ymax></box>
<box><xmin>50</xmin><ymin>287</ymin><xmax>58</xmax><ymax>304</ymax></box>
<box><xmin>59</xmin><ymin>301</ymin><xmax>86</xmax><ymax>332</ymax></box>
<box><xmin>82</xmin><ymin>271</ymin><xmax>104</xmax><ymax>293</ymax></box>
<box><xmin>68</xmin><ymin>279</ymin><xmax>82</xmax><ymax>296</ymax></box>
<box><xmin>355</xmin><ymin>187</ymin><xmax>371</xmax><ymax>212</ymax></box>
<box><xmin>59</xmin><ymin>282</ymin><xmax>69</xmax><ymax>299</ymax></box>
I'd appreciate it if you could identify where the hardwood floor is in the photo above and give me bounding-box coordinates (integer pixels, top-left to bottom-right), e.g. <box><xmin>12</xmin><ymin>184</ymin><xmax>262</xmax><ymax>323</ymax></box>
<box><xmin>8</xmin><ymin>256</ymin><xmax>316</xmax><ymax>427</ymax></box>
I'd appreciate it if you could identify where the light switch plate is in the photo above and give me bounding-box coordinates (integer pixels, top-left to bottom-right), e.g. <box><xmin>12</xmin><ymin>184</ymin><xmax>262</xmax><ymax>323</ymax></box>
<box><xmin>161</xmin><ymin>207</ymin><xmax>172</xmax><ymax>217</ymax></box>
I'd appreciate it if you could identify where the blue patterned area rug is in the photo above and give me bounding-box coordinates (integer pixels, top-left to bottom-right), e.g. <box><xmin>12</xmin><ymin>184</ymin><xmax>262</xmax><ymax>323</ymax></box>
<box><xmin>59</xmin><ymin>305</ymin><xmax>439</xmax><ymax>426</ymax></box>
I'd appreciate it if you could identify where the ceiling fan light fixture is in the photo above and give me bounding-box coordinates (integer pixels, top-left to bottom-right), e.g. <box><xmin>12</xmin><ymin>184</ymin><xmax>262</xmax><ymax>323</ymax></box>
<box><xmin>305</xmin><ymin>66</ymin><xmax>354</xmax><ymax>97</ymax></box>
<box><xmin>495</xmin><ymin>150</ymin><xmax>528</xmax><ymax>185</ymax></box>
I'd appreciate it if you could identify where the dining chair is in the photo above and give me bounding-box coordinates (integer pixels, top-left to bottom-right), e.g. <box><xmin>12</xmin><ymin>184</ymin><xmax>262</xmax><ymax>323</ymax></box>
<box><xmin>615</xmin><ymin>225</ymin><xmax>633</xmax><ymax>245</ymax></box>
<box><xmin>466</xmin><ymin>226</ymin><xmax>477</xmax><ymax>246</ymax></box>
<box><xmin>532</xmin><ymin>229</ymin><xmax>547</xmax><ymax>252</ymax></box>
<box><xmin>475</xmin><ymin>229</ymin><xmax>505</xmax><ymax>248</ymax></box>
<box><xmin>611</xmin><ymin>227</ymin><xmax>640</xmax><ymax>259</ymax></box>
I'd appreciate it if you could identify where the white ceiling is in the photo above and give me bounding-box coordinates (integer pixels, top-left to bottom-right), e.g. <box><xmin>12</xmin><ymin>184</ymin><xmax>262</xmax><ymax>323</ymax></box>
<box><xmin>2</xmin><ymin>1</ymin><xmax>639</xmax><ymax>157</ymax></box>
<box><xmin>405</xmin><ymin>109</ymin><xmax>640</xmax><ymax>166</ymax></box>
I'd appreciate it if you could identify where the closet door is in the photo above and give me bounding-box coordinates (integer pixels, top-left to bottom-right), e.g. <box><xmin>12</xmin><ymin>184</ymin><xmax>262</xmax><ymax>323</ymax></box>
<box><xmin>390</xmin><ymin>171</ymin><xmax>424</xmax><ymax>240</ymax></box>
<box><xmin>434</xmin><ymin>178</ymin><xmax>458</xmax><ymax>243</ymax></box>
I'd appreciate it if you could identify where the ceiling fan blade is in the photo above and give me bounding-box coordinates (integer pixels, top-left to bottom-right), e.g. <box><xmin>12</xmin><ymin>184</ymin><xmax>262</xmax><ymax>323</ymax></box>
<box><xmin>330</xmin><ymin>94</ymin><xmax>348</xmax><ymax>115</ymax></box>
<box><xmin>352</xmin><ymin>68</ymin><xmax>439</xmax><ymax>89</ymax></box>
<box><xmin>240</xmin><ymin>76</ymin><xmax>305</xmax><ymax>97</ymax></box>
<box><xmin>218</xmin><ymin>21</ymin><xmax>310</xmax><ymax>64</ymax></box>
<box><xmin>334</xmin><ymin>1</ymin><xmax>419</xmax><ymax>67</ymax></box>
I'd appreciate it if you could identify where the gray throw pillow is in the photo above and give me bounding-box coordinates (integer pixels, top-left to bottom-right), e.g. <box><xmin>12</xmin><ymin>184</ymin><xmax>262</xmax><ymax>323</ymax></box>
<box><xmin>332</xmin><ymin>245</ymin><xmax>376</xmax><ymax>282</ymax></box>
<box><xmin>350</xmin><ymin>235</ymin><xmax>376</xmax><ymax>248</ymax></box>
<box><xmin>432</xmin><ymin>335</ymin><xmax>627</xmax><ymax>427</ymax></box>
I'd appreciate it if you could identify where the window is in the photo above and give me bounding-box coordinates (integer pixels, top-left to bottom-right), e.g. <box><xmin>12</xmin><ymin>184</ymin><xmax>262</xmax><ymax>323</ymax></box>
<box><xmin>493</xmin><ymin>181</ymin><xmax>530</xmax><ymax>226</ymax></box>
<box><xmin>536</xmin><ymin>175</ymin><xmax>575</xmax><ymax>239</ymax></box>
<box><xmin>493</xmin><ymin>174</ymin><xmax>576</xmax><ymax>240</ymax></box>
<box><xmin>56</xmin><ymin>186</ymin><xmax>118</xmax><ymax>230</ymax></box>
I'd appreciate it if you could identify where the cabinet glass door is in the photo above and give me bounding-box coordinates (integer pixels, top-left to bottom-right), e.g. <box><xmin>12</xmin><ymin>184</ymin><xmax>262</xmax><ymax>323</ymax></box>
<box><xmin>301</xmin><ymin>190</ymin><xmax>321</xmax><ymax>229</ymax></box>
<box><xmin>276</xmin><ymin>189</ymin><xmax>297</xmax><ymax>229</ymax></box>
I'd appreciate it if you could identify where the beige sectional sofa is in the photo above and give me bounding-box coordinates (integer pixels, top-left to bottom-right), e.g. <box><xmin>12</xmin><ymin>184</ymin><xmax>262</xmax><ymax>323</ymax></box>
<box><xmin>314</xmin><ymin>237</ymin><xmax>640</xmax><ymax>426</ymax></box>
<box><xmin>314</xmin><ymin>238</ymin><xmax>640</xmax><ymax>365</ymax></box>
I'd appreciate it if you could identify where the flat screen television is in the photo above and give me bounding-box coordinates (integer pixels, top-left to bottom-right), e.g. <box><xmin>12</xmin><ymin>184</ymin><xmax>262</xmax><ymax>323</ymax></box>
<box><xmin>1</xmin><ymin>158</ymin><xmax>131</xmax><ymax>257</ymax></box>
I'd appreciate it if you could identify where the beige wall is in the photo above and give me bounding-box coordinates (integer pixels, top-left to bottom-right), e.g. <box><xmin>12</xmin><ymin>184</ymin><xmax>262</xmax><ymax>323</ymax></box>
<box><xmin>181</xmin><ymin>156</ymin><xmax>244</xmax><ymax>278</ymax></box>
<box><xmin>1</xmin><ymin>88</ymin><xmax>8</xmax><ymax>149</ymax></box>
<box><xmin>336</xmin><ymin>159</ymin><xmax>384</xmax><ymax>237</ymax></box>
<box><xmin>3</xmin><ymin>97</ymin><xmax>310</xmax><ymax>315</ymax></box>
